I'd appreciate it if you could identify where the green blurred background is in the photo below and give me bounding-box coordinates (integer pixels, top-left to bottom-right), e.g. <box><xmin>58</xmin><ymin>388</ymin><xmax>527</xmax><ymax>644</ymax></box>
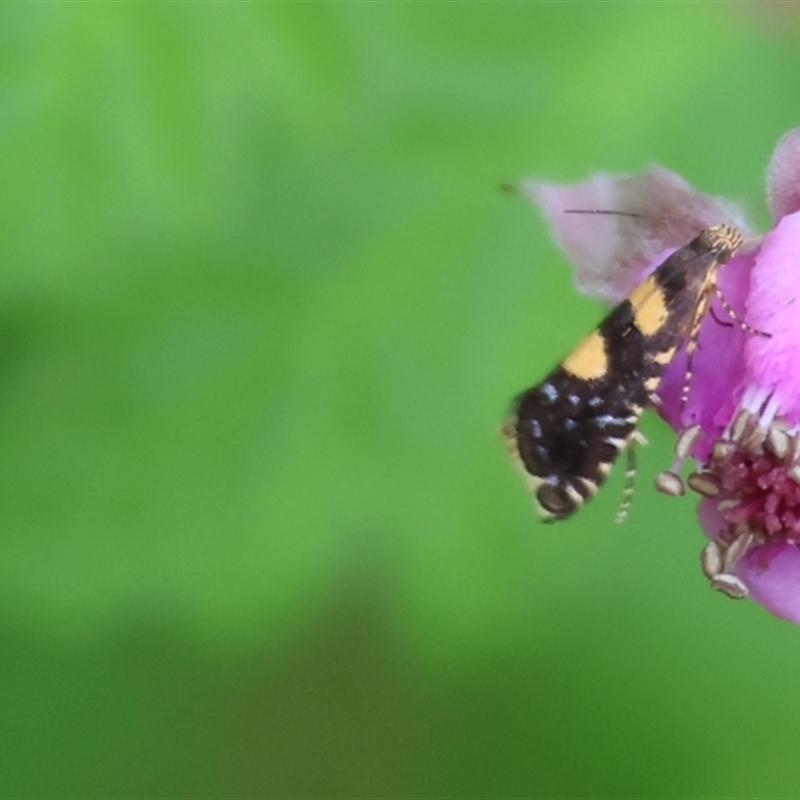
<box><xmin>3</xmin><ymin>3</ymin><xmax>800</xmax><ymax>797</ymax></box>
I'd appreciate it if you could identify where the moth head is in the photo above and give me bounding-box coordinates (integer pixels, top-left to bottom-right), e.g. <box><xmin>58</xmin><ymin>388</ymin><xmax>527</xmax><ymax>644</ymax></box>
<box><xmin>703</xmin><ymin>224</ymin><xmax>744</xmax><ymax>263</ymax></box>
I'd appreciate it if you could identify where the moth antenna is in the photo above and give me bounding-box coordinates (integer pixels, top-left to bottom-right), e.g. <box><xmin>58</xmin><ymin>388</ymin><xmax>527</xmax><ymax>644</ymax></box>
<box><xmin>562</xmin><ymin>209</ymin><xmax>641</xmax><ymax>217</ymax></box>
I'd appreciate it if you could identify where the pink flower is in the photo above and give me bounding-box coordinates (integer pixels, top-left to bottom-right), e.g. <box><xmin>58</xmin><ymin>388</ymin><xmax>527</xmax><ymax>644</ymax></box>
<box><xmin>519</xmin><ymin>129</ymin><xmax>800</xmax><ymax>623</ymax></box>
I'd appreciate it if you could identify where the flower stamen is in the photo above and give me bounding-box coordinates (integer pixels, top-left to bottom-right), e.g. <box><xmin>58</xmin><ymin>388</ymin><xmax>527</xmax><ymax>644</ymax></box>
<box><xmin>689</xmin><ymin>411</ymin><xmax>800</xmax><ymax>599</ymax></box>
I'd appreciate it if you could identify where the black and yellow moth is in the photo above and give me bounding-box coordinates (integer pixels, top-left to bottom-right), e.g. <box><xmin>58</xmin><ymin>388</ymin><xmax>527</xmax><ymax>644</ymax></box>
<box><xmin>503</xmin><ymin>224</ymin><xmax>745</xmax><ymax>521</ymax></box>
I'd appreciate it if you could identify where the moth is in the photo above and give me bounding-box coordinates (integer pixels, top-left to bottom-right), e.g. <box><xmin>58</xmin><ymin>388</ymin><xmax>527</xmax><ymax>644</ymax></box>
<box><xmin>503</xmin><ymin>223</ymin><xmax>746</xmax><ymax>521</ymax></box>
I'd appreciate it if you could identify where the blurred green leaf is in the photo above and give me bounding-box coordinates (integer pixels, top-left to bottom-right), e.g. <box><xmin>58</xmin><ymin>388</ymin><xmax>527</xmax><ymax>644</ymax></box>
<box><xmin>3</xmin><ymin>2</ymin><xmax>800</xmax><ymax>797</ymax></box>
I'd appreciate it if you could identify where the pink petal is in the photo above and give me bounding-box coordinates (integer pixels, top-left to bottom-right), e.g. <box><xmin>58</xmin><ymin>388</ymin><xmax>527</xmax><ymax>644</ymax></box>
<box><xmin>744</xmin><ymin>209</ymin><xmax>800</xmax><ymax>426</ymax></box>
<box><xmin>698</xmin><ymin>502</ymin><xmax>800</xmax><ymax>623</ymax></box>
<box><xmin>518</xmin><ymin>167</ymin><xmax>751</xmax><ymax>302</ymax></box>
<box><xmin>766</xmin><ymin>127</ymin><xmax>800</xmax><ymax>221</ymax></box>
<box><xmin>739</xmin><ymin>542</ymin><xmax>800</xmax><ymax>624</ymax></box>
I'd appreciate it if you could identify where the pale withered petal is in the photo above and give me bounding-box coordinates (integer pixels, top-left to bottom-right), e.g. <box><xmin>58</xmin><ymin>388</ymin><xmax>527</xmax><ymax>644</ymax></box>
<box><xmin>518</xmin><ymin>167</ymin><xmax>750</xmax><ymax>302</ymax></box>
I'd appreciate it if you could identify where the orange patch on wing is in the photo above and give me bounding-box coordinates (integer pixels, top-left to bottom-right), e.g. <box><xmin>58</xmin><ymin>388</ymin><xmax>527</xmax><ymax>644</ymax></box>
<box><xmin>561</xmin><ymin>330</ymin><xmax>608</xmax><ymax>380</ymax></box>
<box><xmin>628</xmin><ymin>277</ymin><xmax>669</xmax><ymax>336</ymax></box>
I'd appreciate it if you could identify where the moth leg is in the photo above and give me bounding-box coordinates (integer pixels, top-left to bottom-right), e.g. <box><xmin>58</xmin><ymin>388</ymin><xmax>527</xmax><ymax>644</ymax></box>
<box><xmin>615</xmin><ymin>436</ymin><xmax>641</xmax><ymax>524</ymax></box>
<box><xmin>647</xmin><ymin>390</ymin><xmax>663</xmax><ymax>408</ymax></box>
<box><xmin>709</xmin><ymin>305</ymin><xmax>733</xmax><ymax>328</ymax></box>
<box><xmin>680</xmin><ymin>287</ymin><xmax>714</xmax><ymax>412</ymax></box>
<box><xmin>713</xmin><ymin>285</ymin><xmax>771</xmax><ymax>337</ymax></box>
<box><xmin>680</xmin><ymin>333</ymin><xmax>700</xmax><ymax>412</ymax></box>
<box><xmin>681</xmin><ymin>285</ymin><xmax>771</xmax><ymax>412</ymax></box>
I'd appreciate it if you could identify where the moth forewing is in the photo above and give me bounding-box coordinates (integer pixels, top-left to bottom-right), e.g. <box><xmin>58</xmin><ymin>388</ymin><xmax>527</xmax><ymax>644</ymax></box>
<box><xmin>505</xmin><ymin>224</ymin><xmax>744</xmax><ymax>521</ymax></box>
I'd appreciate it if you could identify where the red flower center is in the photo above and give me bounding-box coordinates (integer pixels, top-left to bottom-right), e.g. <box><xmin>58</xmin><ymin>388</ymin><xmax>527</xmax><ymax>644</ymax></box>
<box><xmin>693</xmin><ymin>411</ymin><xmax>800</xmax><ymax>545</ymax></box>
